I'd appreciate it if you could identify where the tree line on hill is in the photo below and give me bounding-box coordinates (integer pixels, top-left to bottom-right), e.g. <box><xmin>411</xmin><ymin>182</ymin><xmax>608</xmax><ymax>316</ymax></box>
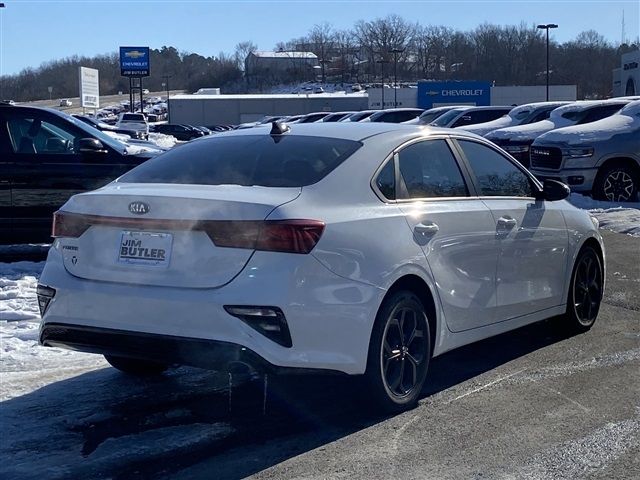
<box><xmin>1</xmin><ymin>15</ymin><xmax>637</xmax><ymax>102</ymax></box>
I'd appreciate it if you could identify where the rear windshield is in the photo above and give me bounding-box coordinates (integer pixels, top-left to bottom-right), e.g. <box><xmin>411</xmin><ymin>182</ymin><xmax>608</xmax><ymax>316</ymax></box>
<box><xmin>122</xmin><ymin>114</ymin><xmax>144</xmax><ymax>121</ymax></box>
<box><xmin>119</xmin><ymin>134</ymin><xmax>362</xmax><ymax>187</ymax></box>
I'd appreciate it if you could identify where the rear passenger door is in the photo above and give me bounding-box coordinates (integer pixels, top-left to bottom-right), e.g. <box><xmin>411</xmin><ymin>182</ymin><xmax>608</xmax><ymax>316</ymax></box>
<box><xmin>454</xmin><ymin>139</ymin><xmax>569</xmax><ymax>321</ymax></box>
<box><xmin>390</xmin><ymin>137</ymin><xmax>500</xmax><ymax>331</ymax></box>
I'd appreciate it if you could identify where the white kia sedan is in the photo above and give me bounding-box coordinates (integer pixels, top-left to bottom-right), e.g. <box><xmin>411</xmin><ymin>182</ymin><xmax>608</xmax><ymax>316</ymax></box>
<box><xmin>38</xmin><ymin>122</ymin><xmax>605</xmax><ymax>412</ymax></box>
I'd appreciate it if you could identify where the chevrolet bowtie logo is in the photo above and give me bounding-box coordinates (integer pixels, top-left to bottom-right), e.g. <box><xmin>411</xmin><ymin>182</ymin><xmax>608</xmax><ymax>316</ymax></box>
<box><xmin>426</xmin><ymin>90</ymin><xmax>439</xmax><ymax>96</ymax></box>
<box><xmin>125</xmin><ymin>50</ymin><xmax>146</xmax><ymax>59</ymax></box>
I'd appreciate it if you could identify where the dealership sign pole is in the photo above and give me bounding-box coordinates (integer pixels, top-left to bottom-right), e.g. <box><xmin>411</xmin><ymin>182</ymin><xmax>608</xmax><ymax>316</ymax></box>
<box><xmin>119</xmin><ymin>47</ymin><xmax>150</xmax><ymax>113</ymax></box>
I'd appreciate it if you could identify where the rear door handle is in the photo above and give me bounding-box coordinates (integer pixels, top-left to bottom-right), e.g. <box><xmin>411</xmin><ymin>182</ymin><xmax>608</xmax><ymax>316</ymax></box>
<box><xmin>414</xmin><ymin>222</ymin><xmax>439</xmax><ymax>235</ymax></box>
<box><xmin>497</xmin><ymin>216</ymin><xmax>517</xmax><ymax>229</ymax></box>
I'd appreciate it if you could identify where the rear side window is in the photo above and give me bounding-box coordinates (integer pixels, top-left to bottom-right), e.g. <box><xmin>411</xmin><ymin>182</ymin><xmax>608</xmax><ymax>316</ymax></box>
<box><xmin>375</xmin><ymin>159</ymin><xmax>396</xmax><ymax>200</ymax></box>
<box><xmin>458</xmin><ymin>140</ymin><xmax>534</xmax><ymax>197</ymax></box>
<box><xmin>120</xmin><ymin>135</ymin><xmax>362</xmax><ymax>187</ymax></box>
<box><xmin>397</xmin><ymin>140</ymin><xmax>468</xmax><ymax>199</ymax></box>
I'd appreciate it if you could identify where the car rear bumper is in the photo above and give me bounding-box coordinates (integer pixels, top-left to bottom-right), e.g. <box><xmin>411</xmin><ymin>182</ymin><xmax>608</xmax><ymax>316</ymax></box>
<box><xmin>40</xmin><ymin>323</ymin><xmax>339</xmax><ymax>374</ymax></box>
<box><xmin>38</xmin><ymin>243</ymin><xmax>384</xmax><ymax>375</ymax></box>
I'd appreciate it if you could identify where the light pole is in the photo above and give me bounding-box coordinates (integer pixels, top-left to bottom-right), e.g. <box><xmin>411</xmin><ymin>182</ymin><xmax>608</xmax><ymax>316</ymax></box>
<box><xmin>390</xmin><ymin>48</ymin><xmax>404</xmax><ymax>107</ymax></box>
<box><xmin>537</xmin><ymin>23</ymin><xmax>558</xmax><ymax>101</ymax></box>
<box><xmin>376</xmin><ymin>57</ymin><xmax>390</xmax><ymax>109</ymax></box>
<box><xmin>162</xmin><ymin>74</ymin><xmax>171</xmax><ymax>120</ymax></box>
<box><xmin>0</xmin><ymin>3</ymin><xmax>5</xmax><ymax>100</ymax></box>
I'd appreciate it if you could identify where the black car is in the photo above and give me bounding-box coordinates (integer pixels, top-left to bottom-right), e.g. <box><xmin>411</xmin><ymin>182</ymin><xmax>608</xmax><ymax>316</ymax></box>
<box><xmin>0</xmin><ymin>105</ymin><xmax>158</xmax><ymax>244</ymax></box>
<box><xmin>150</xmin><ymin>124</ymin><xmax>205</xmax><ymax>141</ymax></box>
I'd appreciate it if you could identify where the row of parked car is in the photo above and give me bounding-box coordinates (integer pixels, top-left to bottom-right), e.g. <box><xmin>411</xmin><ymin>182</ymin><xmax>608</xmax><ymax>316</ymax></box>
<box><xmin>237</xmin><ymin>98</ymin><xmax>640</xmax><ymax>202</ymax></box>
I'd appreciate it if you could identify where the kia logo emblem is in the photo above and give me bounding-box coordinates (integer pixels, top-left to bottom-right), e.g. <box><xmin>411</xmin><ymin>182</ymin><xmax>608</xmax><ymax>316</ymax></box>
<box><xmin>129</xmin><ymin>202</ymin><xmax>150</xmax><ymax>215</ymax></box>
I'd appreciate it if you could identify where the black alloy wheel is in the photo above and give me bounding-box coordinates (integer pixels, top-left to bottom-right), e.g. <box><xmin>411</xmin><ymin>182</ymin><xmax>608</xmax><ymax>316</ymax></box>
<box><xmin>366</xmin><ymin>291</ymin><xmax>431</xmax><ymax>412</ymax></box>
<box><xmin>567</xmin><ymin>247</ymin><xmax>603</xmax><ymax>331</ymax></box>
<box><xmin>594</xmin><ymin>165</ymin><xmax>638</xmax><ymax>202</ymax></box>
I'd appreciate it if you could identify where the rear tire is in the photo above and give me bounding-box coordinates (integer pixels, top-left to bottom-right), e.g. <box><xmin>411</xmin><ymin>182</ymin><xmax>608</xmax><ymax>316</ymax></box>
<box><xmin>593</xmin><ymin>163</ymin><xmax>639</xmax><ymax>202</ymax></box>
<box><xmin>565</xmin><ymin>246</ymin><xmax>603</xmax><ymax>332</ymax></box>
<box><xmin>365</xmin><ymin>291</ymin><xmax>431</xmax><ymax>413</ymax></box>
<box><xmin>104</xmin><ymin>354</ymin><xmax>168</xmax><ymax>376</ymax></box>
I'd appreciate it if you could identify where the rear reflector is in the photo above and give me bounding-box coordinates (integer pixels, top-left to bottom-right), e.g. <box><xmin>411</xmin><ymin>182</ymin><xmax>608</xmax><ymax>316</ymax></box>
<box><xmin>224</xmin><ymin>306</ymin><xmax>292</xmax><ymax>347</ymax></box>
<box><xmin>52</xmin><ymin>211</ymin><xmax>324</xmax><ymax>254</ymax></box>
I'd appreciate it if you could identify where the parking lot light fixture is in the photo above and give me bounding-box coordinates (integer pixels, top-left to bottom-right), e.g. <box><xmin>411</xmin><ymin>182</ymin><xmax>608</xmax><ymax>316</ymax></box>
<box><xmin>376</xmin><ymin>57</ymin><xmax>390</xmax><ymax>109</ymax></box>
<box><xmin>537</xmin><ymin>23</ymin><xmax>558</xmax><ymax>101</ymax></box>
<box><xmin>390</xmin><ymin>48</ymin><xmax>405</xmax><ymax>107</ymax></box>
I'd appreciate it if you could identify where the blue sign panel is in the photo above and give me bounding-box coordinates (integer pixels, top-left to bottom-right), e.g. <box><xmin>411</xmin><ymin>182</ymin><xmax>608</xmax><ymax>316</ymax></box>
<box><xmin>120</xmin><ymin>46</ymin><xmax>150</xmax><ymax>77</ymax></box>
<box><xmin>417</xmin><ymin>81</ymin><xmax>491</xmax><ymax>109</ymax></box>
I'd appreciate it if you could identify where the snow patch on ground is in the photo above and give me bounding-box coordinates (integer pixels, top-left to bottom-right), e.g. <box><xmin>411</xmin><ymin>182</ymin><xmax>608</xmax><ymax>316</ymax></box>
<box><xmin>569</xmin><ymin>193</ymin><xmax>640</xmax><ymax>237</ymax></box>
<box><xmin>0</xmin><ymin>261</ymin><xmax>105</xmax><ymax>401</ymax></box>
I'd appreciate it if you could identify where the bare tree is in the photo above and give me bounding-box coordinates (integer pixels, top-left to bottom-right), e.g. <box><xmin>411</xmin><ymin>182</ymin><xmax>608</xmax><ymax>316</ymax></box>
<box><xmin>308</xmin><ymin>22</ymin><xmax>336</xmax><ymax>82</ymax></box>
<box><xmin>234</xmin><ymin>41</ymin><xmax>257</xmax><ymax>72</ymax></box>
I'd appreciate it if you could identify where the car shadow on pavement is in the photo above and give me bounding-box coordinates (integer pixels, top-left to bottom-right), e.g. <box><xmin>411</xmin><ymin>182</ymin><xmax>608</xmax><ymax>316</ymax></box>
<box><xmin>1</xmin><ymin>318</ymin><xmax>576</xmax><ymax>480</ymax></box>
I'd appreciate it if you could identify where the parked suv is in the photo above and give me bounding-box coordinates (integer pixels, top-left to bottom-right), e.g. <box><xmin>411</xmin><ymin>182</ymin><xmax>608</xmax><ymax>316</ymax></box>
<box><xmin>457</xmin><ymin>102</ymin><xmax>570</xmax><ymax>137</ymax></box>
<box><xmin>0</xmin><ymin>105</ymin><xmax>158</xmax><ymax>243</ymax></box>
<box><xmin>486</xmin><ymin>100</ymin><xmax>630</xmax><ymax>168</ymax></box>
<box><xmin>530</xmin><ymin>100</ymin><xmax>640</xmax><ymax>202</ymax></box>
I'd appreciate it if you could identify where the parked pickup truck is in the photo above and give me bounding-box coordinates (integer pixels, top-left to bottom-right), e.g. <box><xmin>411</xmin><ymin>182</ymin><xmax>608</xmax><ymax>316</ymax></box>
<box><xmin>530</xmin><ymin>100</ymin><xmax>640</xmax><ymax>202</ymax></box>
<box><xmin>486</xmin><ymin>99</ymin><xmax>630</xmax><ymax>168</ymax></box>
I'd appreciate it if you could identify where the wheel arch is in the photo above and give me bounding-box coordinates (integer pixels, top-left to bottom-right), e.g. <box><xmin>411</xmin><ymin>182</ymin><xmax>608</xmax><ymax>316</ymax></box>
<box><xmin>571</xmin><ymin>235</ymin><xmax>606</xmax><ymax>297</ymax></box>
<box><xmin>379</xmin><ymin>274</ymin><xmax>438</xmax><ymax>355</ymax></box>
<box><xmin>596</xmin><ymin>156</ymin><xmax>640</xmax><ymax>175</ymax></box>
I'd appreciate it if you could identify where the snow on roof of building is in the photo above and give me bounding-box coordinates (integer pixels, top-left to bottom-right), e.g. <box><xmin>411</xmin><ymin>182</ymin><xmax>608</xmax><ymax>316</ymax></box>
<box><xmin>251</xmin><ymin>51</ymin><xmax>318</xmax><ymax>59</ymax></box>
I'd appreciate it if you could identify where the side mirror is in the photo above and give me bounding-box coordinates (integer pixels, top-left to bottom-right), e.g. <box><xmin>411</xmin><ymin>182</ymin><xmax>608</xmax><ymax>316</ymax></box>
<box><xmin>541</xmin><ymin>179</ymin><xmax>570</xmax><ymax>201</ymax></box>
<box><xmin>78</xmin><ymin>138</ymin><xmax>107</xmax><ymax>154</ymax></box>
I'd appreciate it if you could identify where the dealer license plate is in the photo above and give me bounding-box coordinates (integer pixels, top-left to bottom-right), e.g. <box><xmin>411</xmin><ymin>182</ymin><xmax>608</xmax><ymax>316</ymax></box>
<box><xmin>117</xmin><ymin>231</ymin><xmax>173</xmax><ymax>267</ymax></box>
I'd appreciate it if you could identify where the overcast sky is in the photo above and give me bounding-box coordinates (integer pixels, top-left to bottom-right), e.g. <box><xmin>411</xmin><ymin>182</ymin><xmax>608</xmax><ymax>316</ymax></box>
<box><xmin>0</xmin><ymin>0</ymin><xmax>638</xmax><ymax>75</ymax></box>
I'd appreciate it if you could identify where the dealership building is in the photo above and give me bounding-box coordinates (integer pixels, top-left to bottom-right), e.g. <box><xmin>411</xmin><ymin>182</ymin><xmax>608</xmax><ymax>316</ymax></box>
<box><xmin>612</xmin><ymin>49</ymin><xmax>639</xmax><ymax>97</ymax></box>
<box><xmin>169</xmin><ymin>92</ymin><xmax>368</xmax><ymax>126</ymax></box>
<box><xmin>367</xmin><ymin>81</ymin><xmax>577</xmax><ymax>109</ymax></box>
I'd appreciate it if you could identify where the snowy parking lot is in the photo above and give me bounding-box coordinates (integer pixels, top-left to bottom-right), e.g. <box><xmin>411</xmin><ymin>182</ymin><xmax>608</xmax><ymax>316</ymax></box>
<box><xmin>1</xmin><ymin>195</ymin><xmax>639</xmax><ymax>479</ymax></box>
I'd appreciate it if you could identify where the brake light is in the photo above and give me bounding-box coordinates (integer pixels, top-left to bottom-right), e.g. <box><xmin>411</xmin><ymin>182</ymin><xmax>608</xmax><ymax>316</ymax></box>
<box><xmin>205</xmin><ymin>220</ymin><xmax>325</xmax><ymax>254</ymax></box>
<box><xmin>52</xmin><ymin>211</ymin><xmax>91</xmax><ymax>238</ymax></box>
<box><xmin>256</xmin><ymin>220</ymin><xmax>325</xmax><ymax>254</ymax></box>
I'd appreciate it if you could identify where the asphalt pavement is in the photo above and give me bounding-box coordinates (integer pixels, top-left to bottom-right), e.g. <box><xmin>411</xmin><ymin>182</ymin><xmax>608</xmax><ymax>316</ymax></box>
<box><xmin>2</xmin><ymin>230</ymin><xmax>638</xmax><ymax>480</ymax></box>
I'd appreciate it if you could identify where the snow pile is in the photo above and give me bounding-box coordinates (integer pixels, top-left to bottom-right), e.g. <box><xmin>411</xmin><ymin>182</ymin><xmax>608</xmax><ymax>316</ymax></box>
<box><xmin>535</xmin><ymin>111</ymin><xmax>638</xmax><ymax>145</ymax></box>
<box><xmin>569</xmin><ymin>193</ymin><xmax>640</xmax><ymax>237</ymax></box>
<box><xmin>148</xmin><ymin>132</ymin><xmax>178</xmax><ymax>149</ymax></box>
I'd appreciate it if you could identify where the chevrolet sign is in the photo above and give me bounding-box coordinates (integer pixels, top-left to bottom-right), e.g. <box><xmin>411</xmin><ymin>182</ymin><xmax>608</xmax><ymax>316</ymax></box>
<box><xmin>119</xmin><ymin>46</ymin><xmax>150</xmax><ymax>77</ymax></box>
<box><xmin>417</xmin><ymin>81</ymin><xmax>491</xmax><ymax>109</ymax></box>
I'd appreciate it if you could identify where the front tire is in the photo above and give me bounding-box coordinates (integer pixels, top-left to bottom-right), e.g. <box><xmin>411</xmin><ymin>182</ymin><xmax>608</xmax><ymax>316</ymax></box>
<box><xmin>593</xmin><ymin>163</ymin><xmax>639</xmax><ymax>202</ymax></box>
<box><xmin>566</xmin><ymin>246</ymin><xmax>603</xmax><ymax>332</ymax></box>
<box><xmin>365</xmin><ymin>291</ymin><xmax>431</xmax><ymax>413</ymax></box>
<box><xmin>104</xmin><ymin>354</ymin><xmax>168</xmax><ymax>376</ymax></box>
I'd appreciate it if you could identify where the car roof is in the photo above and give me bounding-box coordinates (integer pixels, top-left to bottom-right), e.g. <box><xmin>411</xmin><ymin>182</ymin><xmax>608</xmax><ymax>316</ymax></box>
<box><xmin>211</xmin><ymin>121</ymin><xmax>480</xmax><ymax>143</ymax></box>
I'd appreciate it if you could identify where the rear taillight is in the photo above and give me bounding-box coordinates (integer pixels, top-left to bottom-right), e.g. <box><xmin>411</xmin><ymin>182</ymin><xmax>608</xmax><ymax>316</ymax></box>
<box><xmin>205</xmin><ymin>220</ymin><xmax>324</xmax><ymax>254</ymax></box>
<box><xmin>52</xmin><ymin>211</ymin><xmax>91</xmax><ymax>238</ymax></box>
<box><xmin>51</xmin><ymin>212</ymin><xmax>324</xmax><ymax>253</ymax></box>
